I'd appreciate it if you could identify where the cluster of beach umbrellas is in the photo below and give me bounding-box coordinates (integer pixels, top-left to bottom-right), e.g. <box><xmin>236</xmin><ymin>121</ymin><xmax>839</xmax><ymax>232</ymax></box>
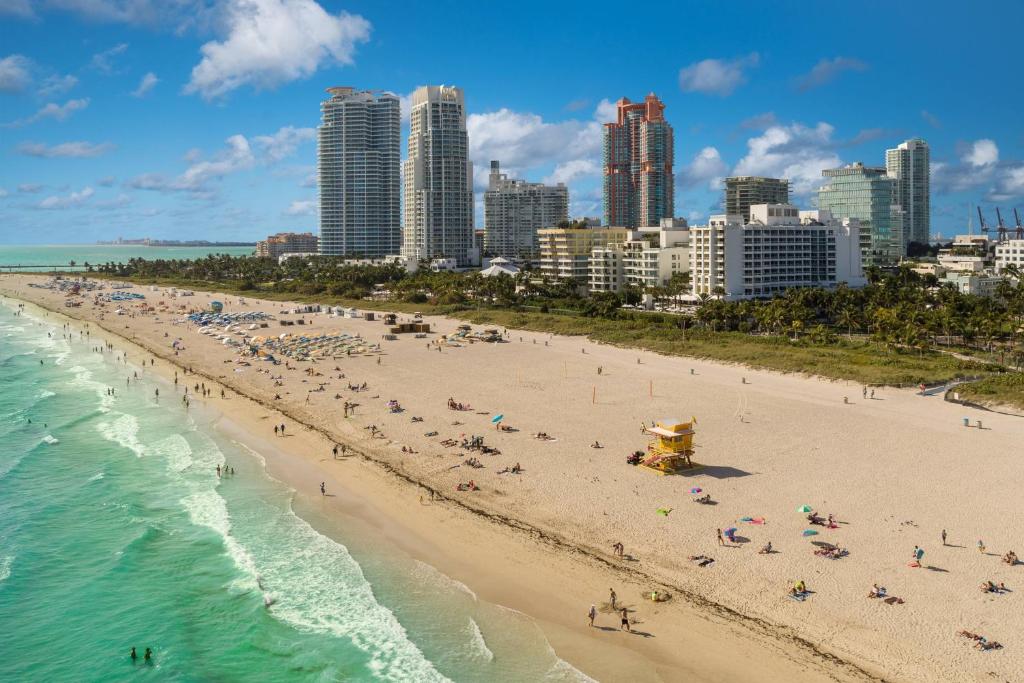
<box><xmin>248</xmin><ymin>332</ymin><xmax>376</xmax><ymax>361</ymax></box>
<box><xmin>186</xmin><ymin>311</ymin><xmax>272</xmax><ymax>327</ymax></box>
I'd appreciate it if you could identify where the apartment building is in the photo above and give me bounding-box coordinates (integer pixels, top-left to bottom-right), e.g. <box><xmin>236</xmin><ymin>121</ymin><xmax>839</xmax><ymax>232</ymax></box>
<box><xmin>689</xmin><ymin>204</ymin><xmax>864</xmax><ymax>300</ymax></box>
<box><xmin>817</xmin><ymin>162</ymin><xmax>904</xmax><ymax>265</ymax></box>
<box><xmin>725</xmin><ymin>176</ymin><xmax>789</xmax><ymax>224</ymax></box>
<box><xmin>995</xmin><ymin>240</ymin><xmax>1024</xmax><ymax>275</ymax></box>
<box><xmin>317</xmin><ymin>87</ymin><xmax>401</xmax><ymax>257</ymax></box>
<box><xmin>589</xmin><ymin>221</ymin><xmax>689</xmax><ymax>293</ymax></box>
<box><xmin>402</xmin><ymin>85</ymin><xmax>476</xmax><ymax>266</ymax></box>
<box><xmin>256</xmin><ymin>232</ymin><xmax>319</xmax><ymax>259</ymax></box>
<box><xmin>886</xmin><ymin>138</ymin><xmax>931</xmax><ymax>247</ymax></box>
<box><xmin>483</xmin><ymin>160</ymin><xmax>568</xmax><ymax>259</ymax></box>
<box><xmin>537</xmin><ymin>226</ymin><xmax>629</xmax><ymax>282</ymax></box>
<box><xmin>603</xmin><ymin>94</ymin><xmax>674</xmax><ymax>228</ymax></box>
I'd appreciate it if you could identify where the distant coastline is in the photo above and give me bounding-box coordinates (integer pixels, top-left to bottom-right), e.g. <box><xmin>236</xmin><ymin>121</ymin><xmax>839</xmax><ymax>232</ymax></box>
<box><xmin>95</xmin><ymin>239</ymin><xmax>256</xmax><ymax>247</ymax></box>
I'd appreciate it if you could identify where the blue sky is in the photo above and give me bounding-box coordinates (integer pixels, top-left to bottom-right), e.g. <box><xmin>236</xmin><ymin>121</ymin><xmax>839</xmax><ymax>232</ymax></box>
<box><xmin>1</xmin><ymin>0</ymin><xmax>1022</xmax><ymax>244</ymax></box>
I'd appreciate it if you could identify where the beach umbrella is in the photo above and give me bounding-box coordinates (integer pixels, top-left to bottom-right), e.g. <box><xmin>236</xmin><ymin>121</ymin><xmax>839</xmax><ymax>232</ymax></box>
<box><xmin>724</xmin><ymin>527</ymin><xmax>737</xmax><ymax>538</ymax></box>
<box><xmin>797</xmin><ymin>505</ymin><xmax>813</xmax><ymax>513</ymax></box>
<box><xmin>491</xmin><ymin>414</ymin><xmax>504</xmax><ymax>423</ymax></box>
<box><xmin>690</xmin><ymin>487</ymin><xmax>702</xmax><ymax>494</ymax></box>
<box><xmin>739</xmin><ymin>516</ymin><xmax>753</xmax><ymax>522</ymax></box>
<box><xmin>802</xmin><ymin>529</ymin><xmax>819</xmax><ymax>537</ymax></box>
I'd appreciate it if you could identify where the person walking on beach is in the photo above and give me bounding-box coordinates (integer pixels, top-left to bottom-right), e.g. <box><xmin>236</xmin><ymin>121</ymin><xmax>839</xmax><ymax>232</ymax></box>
<box><xmin>274</xmin><ymin>425</ymin><xmax>279</xmax><ymax>436</ymax></box>
<box><xmin>717</xmin><ymin>528</ymin><xmax>725</xmax><ymax>546</ymax></box>
<box><xmin>280</xmin><ymin>424</ymin><xmax>285</xmax><ymax>436</ymax></box>
<box><xmin>320</xmin><ymin>482</ymin><xmax>326</xmax><ymax>496</ymax></box>
<box><xmin>620</xmin><ymin>608</ymin><xmax>630</xmax><ymax>632</ymax></box>
<box><xmin>978</xmin><ymin>539</ymin><xmax>986</xmax><ymax>554</ymax></box>
<box><xmin>609</xmin><ymin>588</ymin><xmax>617</xmax><ymax>609</ymax></box>
<box><xmin>942</xmin><ymin>529</ymin><xmax>947</xmax><ymax>546</ymax></box>
<box><xmin>588</xmin><ymin>604</ymin><xmax>597</xmax><ymax>628</ymax></box>
<box><xmin>332</xmin><ymin>444</ymin><xmax>338</xmax><ymax>459</ymax></box>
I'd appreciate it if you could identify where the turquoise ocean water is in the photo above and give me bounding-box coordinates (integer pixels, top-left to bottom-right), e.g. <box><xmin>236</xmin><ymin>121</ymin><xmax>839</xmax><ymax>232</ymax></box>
<box><xmin>0</xmin><ymin>299</ymin><xmax>590</xmax><ymax>682</ymax></box>
<box><xmin>0</xmin><ymin>245</ymin><xmax>255</xmax><ymax>271</ymax></box>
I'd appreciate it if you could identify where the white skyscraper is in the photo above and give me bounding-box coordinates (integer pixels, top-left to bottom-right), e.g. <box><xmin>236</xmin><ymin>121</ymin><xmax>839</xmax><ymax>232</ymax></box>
<box><xmin>317</xmin><ymin>87</ymin><xmax>401</xmax><ymax>257</ymax></box>
<box><xmin>402</xmin><ymin>85</ymin><xmax>475</xmax><ymax>266</ymax></box>
<box><xmin>885</xmin><ymin>138</ymin><xmax>930</xmax><ymax>247</ymax></box>
<box><xmin>484</xmin><ymin>160</ymin><xmax>568</xmax><ymax>259</ymax></box>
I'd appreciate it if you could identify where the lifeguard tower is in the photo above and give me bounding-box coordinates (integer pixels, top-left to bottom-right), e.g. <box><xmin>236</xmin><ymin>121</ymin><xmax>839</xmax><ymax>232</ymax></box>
<box><xmin>641</xmin><ymin>418</ymin><xmax>697</xmax><ymax>475</ymax></box>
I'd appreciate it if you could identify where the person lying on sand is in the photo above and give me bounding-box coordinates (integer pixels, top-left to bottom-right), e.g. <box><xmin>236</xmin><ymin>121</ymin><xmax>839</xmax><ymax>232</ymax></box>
<box><xmin>591</xmin><ymin>441</ymin><xmax>603</xmax><ymax>449</ymax></box>
<box><xmin>1004</xmin><ymin>550</ymin><xmax>1018</xmax><ymax>565</ymax></box>
<box><xmin>688</xmin><ymin>555</ymin><xmax>714</xmax><ymax>567</ymax></box>
<box><xmin>868</xmin><ymin>584</ymin><xmax>886</xmax><ymax>599</ymax></box>
<box><xmin>693</xmin><ymin>494</ymin><xmax>712</xmax><ymax>504</ymax></box>
<box><xmin>980</xmin><ymin>581</ymin><xmax>1007</xmax><ymax>594</ymax></box>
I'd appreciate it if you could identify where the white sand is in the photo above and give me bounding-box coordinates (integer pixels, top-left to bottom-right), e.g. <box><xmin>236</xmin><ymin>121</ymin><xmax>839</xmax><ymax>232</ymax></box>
<box><xmin>5</xmin><ymin>274</ymin><xmax>1021</xmax><ymax>683</ymax></box>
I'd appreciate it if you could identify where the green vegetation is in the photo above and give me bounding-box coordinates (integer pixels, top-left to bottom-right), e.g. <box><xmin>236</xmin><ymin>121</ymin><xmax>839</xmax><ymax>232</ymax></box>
<box><xmin>71</xmin><ymin>254</ymin><xmax>1024</xmax><ymax>391</ymax></box>
<box><xmin>957</xmin><ymin>373</ymin><xmax>1024</xmax><ymax>411</ymax></box>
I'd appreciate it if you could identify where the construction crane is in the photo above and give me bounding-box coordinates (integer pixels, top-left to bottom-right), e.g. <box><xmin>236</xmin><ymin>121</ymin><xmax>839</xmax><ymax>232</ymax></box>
<box><xmin>996</xmin><ymin>208</ymin><xmax>1009</xmax><ymax>243</ymax></box>
<box><xmin>977</xmin><ymin>206</ymin><xmax>990</xmax><ymax>237</ymax></box>
<box><xmin>1015</xmin><ymin>208</ymin><xmax>1024</xmax><ymax>240</ymax></box>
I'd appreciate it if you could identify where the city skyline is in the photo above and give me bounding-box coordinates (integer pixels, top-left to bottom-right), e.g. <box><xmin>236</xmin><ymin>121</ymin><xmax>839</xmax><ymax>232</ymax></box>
<box><xmin>1</xmin><ymin>0</ymin><xmax>1023</xmax><ymax>245</ymax></box>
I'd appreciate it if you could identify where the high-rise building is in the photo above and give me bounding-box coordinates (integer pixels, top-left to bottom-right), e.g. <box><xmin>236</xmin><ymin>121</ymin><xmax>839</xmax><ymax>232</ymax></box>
<box><xmin>402</xmin><ymin>85</ymin><xmax>475</xmax><ymax>266</ymax></box>
<box><xmin>602</xmin><ymin>94</ymin><xmax>674</xmax><ymax>228</ymax></box>
<box><xmin>317</xmin><ymin>87</ymin><xmax>401</xmax><ymax>257</ymax></box>
<box><xmin>818</xmin><ymin>163</ymin><xmax>904</xmax><ymax>265</ymax></box>
<box><xmin>885</xmin><ymin>138</ymin><xmax>930</xmax><ymax>246</ymax></box>
<box><xmin>689</xmin><ymin>204</ymin><xmax>865</xmax><ymax>300</ymax></box>
<box><xmin>724</xmin><ymin>176</ymin><xmax>790</xmax><ymax>223</ymax></box>
<box><xmin>483</xmin><ymin>161</ymin><xmax>568</xmax><ymax>259</ymax></box>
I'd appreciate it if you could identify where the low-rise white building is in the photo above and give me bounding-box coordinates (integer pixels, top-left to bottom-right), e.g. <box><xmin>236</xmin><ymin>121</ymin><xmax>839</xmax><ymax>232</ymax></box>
<box><xmin>941</xmin><ymin>271</ymin><xmax>1003</xmax><ymax>297</ymax></box>
<box><xmin>995</xmin><ymin>239</ymin><xmax>1024</xmax><ymax>275</ymax></box>
<box><xmin>587</xmin><ymin>223</ymin><xmax>689</xmax><ymax>293</ymax></box>
<box><xmin>689</xmin><ymin>204</ymin><xmax>864</xmax><ymax>300</ymax></box>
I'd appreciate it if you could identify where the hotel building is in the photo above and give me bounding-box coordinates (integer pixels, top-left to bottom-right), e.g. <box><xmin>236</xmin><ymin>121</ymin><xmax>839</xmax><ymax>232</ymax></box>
<box><xmin>603</xmin><ymin>94</ymin><xmax>674</xmax><ymax>228</ymax></box>
<box><xmin>483</xmin><ymin>161</ymin><xmax>568</xmax><ymax>259</ymax></box>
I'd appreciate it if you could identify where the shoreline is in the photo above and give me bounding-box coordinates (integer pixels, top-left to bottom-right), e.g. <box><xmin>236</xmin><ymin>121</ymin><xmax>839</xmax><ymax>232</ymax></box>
<box><xmin>5</xmin><ymin>273</ymin><xmax>1020</xmax><ymax>682</ymax></box>
<box><xmin>1</xmin><ymin>283</ymin><xmax>867</xmax><ymax>682</ymax></box>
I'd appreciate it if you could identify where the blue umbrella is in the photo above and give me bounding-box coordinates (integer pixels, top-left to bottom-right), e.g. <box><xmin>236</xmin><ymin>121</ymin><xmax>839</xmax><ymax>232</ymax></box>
<box><xmin>491</xmin><ymin>414</ymin><xmax>504</xmax><ymax>423</ymax></box>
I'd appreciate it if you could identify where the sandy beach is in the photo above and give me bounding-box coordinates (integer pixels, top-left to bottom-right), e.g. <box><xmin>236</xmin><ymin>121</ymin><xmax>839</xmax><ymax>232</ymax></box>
<box><xmin>4</xmin><ymin>273</ymin><xmax>1021</xmax><ymax>683</ymax></box>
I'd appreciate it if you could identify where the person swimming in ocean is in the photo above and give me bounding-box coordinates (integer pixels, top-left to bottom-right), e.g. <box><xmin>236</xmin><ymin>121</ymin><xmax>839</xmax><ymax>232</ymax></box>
<box><xmin>144</xmin><ymin>648</ymin><xmax>152</xmax><ymax>663</ymax></box>
<box><xmin>130</xmin><ymin>647</ymin><xmax>137</xmax><ymax>662</ymax></box>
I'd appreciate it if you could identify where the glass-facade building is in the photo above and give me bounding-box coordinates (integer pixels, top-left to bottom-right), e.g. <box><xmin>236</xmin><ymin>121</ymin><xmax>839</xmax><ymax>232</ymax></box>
<box><xmin>602</xmin><ymin>94</ymin><xmax>674</xmax><ymax>228</ymax></box>
<box><xmin>317</xmin><ymin>87</ymin><xmax>401</xmax><ymax>257</ymax></box>
<box><xmin>817</xmin><ymin>163</ymin><xmax>904</xmax><ymax>266</ymax></box>
<box><xmin>886</xmin><ymin>138</ymin><xmax>930</xmax><ymax>247</ymax></box>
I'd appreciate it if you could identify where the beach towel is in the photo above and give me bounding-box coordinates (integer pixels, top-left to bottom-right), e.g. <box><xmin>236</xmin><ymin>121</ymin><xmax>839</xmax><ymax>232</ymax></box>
<box><xmin>788</xmin><ymin>592</ymin><xmax>808</xmax><ymax>602</ymax></box>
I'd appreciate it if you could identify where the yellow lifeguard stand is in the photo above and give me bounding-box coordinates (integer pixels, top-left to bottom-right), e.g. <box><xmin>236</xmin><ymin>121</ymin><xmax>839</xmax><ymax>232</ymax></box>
<box><xmin>641</xmin><ymin>418</ymin><xmax>697</xmax><ymax>475</ymax></box>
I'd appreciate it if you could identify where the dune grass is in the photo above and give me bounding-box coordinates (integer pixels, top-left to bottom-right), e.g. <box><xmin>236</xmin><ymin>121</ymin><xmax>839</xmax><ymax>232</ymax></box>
<box><xmin>956</xmin><ymin>373</ymin><xmax>1024</xmax><ymax>411</ymax></box>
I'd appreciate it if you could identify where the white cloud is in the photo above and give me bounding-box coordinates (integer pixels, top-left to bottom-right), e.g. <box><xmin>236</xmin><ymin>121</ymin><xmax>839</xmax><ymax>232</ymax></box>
<box><xmin>284</xmin><ymin>199</ymin><xmax>315</xmax><ymax>216</ymax></box>
<box><xmin>253</xmin><ymin>125</ymin><xmax>314</xmax><ymax>162</ymax></box>
<box><xmin>990</xmin><ymin>165</ymin><xmax>1024</xmax><ymax>201</ymax></box>
<box><xmin>0</xmin><ymin>0</ymin><xmax>34</xmax><ymax>18</ymax></box>
<box><xmin>17</xmin><ymin>140</ymin><xmax>114</xmax><ymax>158</ymax></box>
<box><xmin>128</xmin><ymin>126</ymin><xmax>306</xmax><ymax>195</ymax></box>
<box><xmin>593</xmin><ymin>97</ymin><xmax>617</xmax><ymax>123</ymax></box>
<box><xmin>794</xmin><ymin>57</ymin><xmax>867</xmax><ymax>91</ymax></box>
<box><xmin>921</xmin><ymin>110</ymin><xmax>941</xmax><ymax>129</ymax></box>
<box><xmin>185</xmin><ymin>0</ymin><xmax>370</xmax><ymax>100</ymax></box>
<box><xmin>0</xmin><ymin>187</ymin><xmax>7</xmax><ymax>198</ymax></box>
<box><xmin>97</xmin><ymin>176</ymin><xmax>116</xmax><ymax>186</ymax></box>
<box><xmin>90</xmin><ymin>43</ymin><xmax>128</xmax><ymax>73</ymax></box>
<box><xmin>131</xmin><ymin>71</ymin><xmax>159</xmax><ymax>97</ymax></box>
<box><xmin>544</xmin><ymin>159</ymin><xmax>600</xmax><ymax>186</ymax></box>
<box><xmin>38</xmin><ymin>73</ymin><xmax>78</xmax><ymax>97</ymax></box>
<box><xmin>963</xmin><ymin>139</ymin><xmax>998</xmax><ymax>167</ymax></box>
<box><xmin>680</xmin><ymin>146</ymin><xmax>728</xmax><ymax>190</ymax></box>
<box><xmin>18</xmin><ymin>183</ymin><xmax>43</xmax><ymax>193</ymax></box>
<box><xmin>176</xmin><ymin>134</ymin><xmax>254</xmax><ymax>190</ymax></box>
<box><xmin>678</xmin><ymin>53</ymin><xmax>759</xmax><ymax>96</ymax></box>
<box><xmin>0</xmin><ymin>54</ymin><xmax>32</xmax><ymax>93</ymax></box>
<box><xmin>95</xmin><ymin>193</ymin><xmax>132</xmax><ymax>209</ymax></box>
<box><xmin>36</xmin><ymin>186</ymin><xmax>94</xmax><ymax>210</ymax></box>
<box><xmin>467</xmin><ymin>106</ymin><xmax>603</xmax><ymax>190</ymax></box>
<box><xmin>733</xmin><ymin>122</ymin><xmax>841</xmax><ymax>195</ymax></box>
<box><xmin>3</xmin><ymin>97</ymin><xmax>90</xmax><ymax>127</ymax></box>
